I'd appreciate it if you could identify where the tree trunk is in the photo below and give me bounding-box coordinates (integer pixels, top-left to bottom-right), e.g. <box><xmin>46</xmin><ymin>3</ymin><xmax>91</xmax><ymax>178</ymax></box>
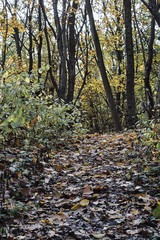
<box><xmin>38</xmin><ymin>3</ymin><xmax>43</xmax><ymax>80</ymax></box>
<box><xmin>1</xmin><ymin>1</ymin><xmax>8</xmax><ymax>71</ymax></box>
<box><xmin>144</xmin><ymin>17</ymin><xmax>155</xmax><ymax>119</ymax></box>
<box><xmin>43</xmin><ymin>17</ymin><xmax>59</xmax><ymax>98</ymax></box>
<box><xmin>13</xmin><ymin>0</ymin><xmax>21</xmax><ymax>59</ymax></box>
<box><xmin>86</xmin><ymin>0</ymin><xmax>122</xmax><ymax>132</ymax></box>
<box><xmin>67</xmin><ymin>0</ymin><xmax>79</xmax><ymax>103</ymax></box>
<box><xmin>124</xmin><ymin>0</ymin><xmax>136</xmax><ymax>128</ymax></box>
<box><xmin>53</xmin><ymin>0</ymin><xmax>67</xmax><ymax>100</ymax></box>
<box><xmin>28</xmin><ymin>1</ymin><xmax>35</xmax><ymax>75</ymax></box>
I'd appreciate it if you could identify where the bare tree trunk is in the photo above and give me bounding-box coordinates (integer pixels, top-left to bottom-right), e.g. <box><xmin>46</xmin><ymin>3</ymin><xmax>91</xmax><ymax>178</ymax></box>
<box><xmin>38</xmin><ymin>3</ymin><xmax>43</xmax><ymax>80</ymax></box>
<box><xmin>86</xmin><ymin>0</ymin><xmax>122</xmax><ymax>132</ymax></box>
<box><xmin>53</xmin><ymin>0</ymin><xmax>67</xmax><ymax>100</ymax></box>
<box><xmin>144</xmin><ymin>17</ymin><xmax>155</xmax><ymax>119</ymax></box>
<box><xmin>124</xmin><ymin>0</ymin><xmax>136</xmax><ymax>128</ymax></box>
<box><xmin>43</xmin><ymin>17</ymin><xmax>59</xmax><ymax>98</ymax></box>
<box><xmin>13</xmin><ymin>0</ymin><xmax>21</xmax><ymax>59</ymax></box>
<box><xmin>1</xmin><ymin>1</ymin><xmax>8</xmax><ymax>70</ymax></box>
<box><xmin>28</xmin><ymin>0</ymin><xmax>35</xmax><ymax>75</ymax></box>
<box><xmin>154</xmin><ymin>67</ymin><xmax>160</xmax><ymax>122</ymax></box>
<box><xmin>67</xmin><ymin>0</ymin><xmax>79</xmax><ymax>103</ymax></box>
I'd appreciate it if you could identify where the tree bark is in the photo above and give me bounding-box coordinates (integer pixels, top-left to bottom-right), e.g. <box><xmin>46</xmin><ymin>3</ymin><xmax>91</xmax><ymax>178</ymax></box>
<box><xmin>53</xmin><ymin>0</ymin><xmax>67</xmax><ymax>100</ymax></box>
<box><xmin>86</xmin><ymin>0</ymin><xmax>122</xmax><ymax>132</ymax></box>
<box><xmin>124</xmin><ymin>0</ymin><xmax>136</xmax><ymax>128</ymax></box>
<box><xmin>43</xmin><ymin>17</ymin><xmax>59</xmax><ymax>98</ymax></box>
<box><xmin>28</xmin><ymin>0</ymin><xmax>35</xmax><ymax>75</ymax></box>
<box><xmin>144</xmin><ymin>17</ymin><xmax>155</xmax><ymax>119</ymax></box>
<box><xmin>38</xmin><ymin>2</ymin><xmax>43</xmax><ymax>80</ymax></box>
<box><xmin>1</xmin><ymin>1</ymin><xmax>8</xmax><ymax>70</ymax></box>
<box><xmin>67</xmin><ymin>0</ymin><xmax>79</xmax><ymax>103</ymax></box>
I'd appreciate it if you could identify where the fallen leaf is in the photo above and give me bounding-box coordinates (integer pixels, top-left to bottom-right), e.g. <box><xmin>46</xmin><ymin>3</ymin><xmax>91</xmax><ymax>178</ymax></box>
<box><xmin>91</xmin><ymin>232</ymin><xmax>106</xmax><ymax>239</ymax></box>
<box><xmin>71</xmin><ymin>203</ymin><xmax>80</xmax><ymax>210</ymax></box>
<box><xmin>80</xmin><ymin>199</ymin><xmax>89</xmax><ymax>206</ymax></box>
<box><xmin>127</xmin><ymin>229</ymin><xmax>140</xmax><ymax>235</ymax></box>
<box><xmin>83</xmin><ymin>186</ymin><xmax>93</xmax><ymax>196</ymax></box>
<box><xmin>153</xmin><ymin>205</ymin><xmax>160</xmax><ymax>218</ymax></box>
<box><xmin>0</xmin><ymin>163</ymin><xmax>6</xmax><ymax>171</ymax></box>
<box><xmin>93</xmin><ymin>175</ymin><xmax>101</xmax><ymax>178</ymax></box>
<box><xmin>58</xmin><ymin>212</ymin><xmax>68</xmax><ymax>219</ymax></box>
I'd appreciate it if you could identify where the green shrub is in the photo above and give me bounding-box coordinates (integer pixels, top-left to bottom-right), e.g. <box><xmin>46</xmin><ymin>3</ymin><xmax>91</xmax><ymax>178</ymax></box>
<box><xmin>0</xmin><ymin>72</ymin><xmax>85</xmax><ymax>148</ymax></box>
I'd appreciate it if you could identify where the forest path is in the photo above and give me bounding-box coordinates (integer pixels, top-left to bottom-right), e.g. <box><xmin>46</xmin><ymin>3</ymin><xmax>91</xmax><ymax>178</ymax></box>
<box><xmin>1</xmin><ymin>131</ymin><xmax>160</xmax><ymax>239</ymax></box>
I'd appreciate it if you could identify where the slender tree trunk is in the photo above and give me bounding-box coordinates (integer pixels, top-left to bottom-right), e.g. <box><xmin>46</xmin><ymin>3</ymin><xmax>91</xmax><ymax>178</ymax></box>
<box><xmin>75</xmin><ymin>18</ymin><xmax>89</xmax><ymax>104</ymax></box>
<box><xmin>38</xmin><ymin>3</ymin><xmax>43</xmax><ymax>80</ymax></box>
<box><xmin>144</xmin><ymin>17</ymin><xmax>155</xmax><ymax>119</ymax></box>
<box><xmin>13</xmin><ymin>0</ymin><xmax>21</xmax><ymax>59</ymax></box>
<box><xmin>133</xmin><ymin>0</ymin><xmax>146</xmax><ymax>65</ymax></box>
<box><xmin>28</xmin><ymin>1</ymin><xmax>35</xmax><ymax>75</ymax></box>
<box><xmin>43</xmin><ymin>18</ymin><xmax>59</xmax><ymax>98</ymax></box>
<box><xmin>67</xmin><ymin>0</ymin><xmax>79</xmax><ymax>103</ymax></box>
<box><xmin>86</xmin><ymin>0</ymin><xmax>122</xmax><ymax>132</ymax></box>
<box><xmin>124</xmin><ymin>0</ymin><xmax>136</xmax><ymax>128</ymax></box>
<box><xmin>155</xmin><ymin>67</ymin><xmax>160</xmax><ymax>121</ymax></box>
<box><xmin>114</xmin><ymin>0</ymin><xmax>124</xmax><ymax>120</ymax></box>
<box><xmin>53</xmin><ymin>0</ymin><xmax>67</xmax><ymax>100</ymax></box>
<box><xmin>1</xmin><ymin>1</ymin><xmax>8</xmax><ymax>70</ymax></box>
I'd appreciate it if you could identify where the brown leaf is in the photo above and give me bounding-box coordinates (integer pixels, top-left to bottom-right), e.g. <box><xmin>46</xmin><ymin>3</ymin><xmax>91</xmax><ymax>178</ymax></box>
<box><xmin>83</xmin><ymin>186</ymin><xmax>93</xmax><ymax>196</ymax></box>
<box><xmin>30</xmin><ymin>117</ymin><xmax>38</xmax><ymax>126</ymax></box>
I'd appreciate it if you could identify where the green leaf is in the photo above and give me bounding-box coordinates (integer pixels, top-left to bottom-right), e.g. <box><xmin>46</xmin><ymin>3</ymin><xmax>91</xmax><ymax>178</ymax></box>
<box><xmin>153</xmin><ymin>205</ymin><xmax>160</xmax><ymax>218</ymax></box>
<box><xmin>156</xmin><ymin>142</ymin><xmax>160</xmax><ymax>150</ymax></box>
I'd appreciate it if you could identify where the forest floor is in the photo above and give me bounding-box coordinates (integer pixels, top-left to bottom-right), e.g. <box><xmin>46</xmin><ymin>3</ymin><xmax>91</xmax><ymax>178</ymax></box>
<box><xmin>0</xmin><ymin>130</ymin><xmax>160</xmax><ymax>240</ymax></box>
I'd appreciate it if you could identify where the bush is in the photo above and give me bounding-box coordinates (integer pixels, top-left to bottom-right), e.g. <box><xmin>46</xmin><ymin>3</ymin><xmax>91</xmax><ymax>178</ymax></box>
<box><xmin>0</xmin><ymin>72</ymin><xmax>85</xmax><ymax>148</ymax></box>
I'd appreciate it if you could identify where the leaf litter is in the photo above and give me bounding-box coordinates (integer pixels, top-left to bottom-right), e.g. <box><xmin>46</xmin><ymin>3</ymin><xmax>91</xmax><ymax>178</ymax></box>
<box><xmin>0</xmin><ymin>130</ymin><xmax>160</xmax><ymax>239</ymax></box>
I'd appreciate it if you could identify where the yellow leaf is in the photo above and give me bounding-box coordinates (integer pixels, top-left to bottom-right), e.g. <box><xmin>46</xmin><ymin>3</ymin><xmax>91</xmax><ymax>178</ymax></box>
<box><xmin>93</xmin><ymin>194</ymin><xmax>99</xmax><ymax>198</ymax></box>
<box><xmin>25</xmin><ymin>77</ymin><xmax>30</xmax><ymax>83</ymax></box>
<box><xmin>144</xmin><ymin>206</ymin><xmax>152</xmax><ymax>211</ymax></box>
<box><xmin>41</xmin><ymin>219</ymin><xmax>45</xmax><ymax>223</ymax></box>
<box><xmin>144</xmin><ymin>166</ymin><xmax>150</xmax><ymax>171</ymax></box>
<box><xmin>84</xmin><ymin>163</ymin><xmax>89</xmax><ymax>166</ymax></box>
<box><xmin>80</xmin><ymin>199</ymin><xmax>89</xmax><ymax>207</ymax></box>
<box><xmin>82</xmin><ymin>216</ymin><xmax>91</xmax><ymax>222</ymax></box>
<box><xmin>71</xmin><ymin>203</ymin><xmax>80</xmax><ymax>210</ymax></box>
<box><xmin>93</xmin><ymin>175</ymin><xmax>101</xmax><ymax>178</ymax></box>
<box><xmin>33</xmin><ymin>157</ymin><xmax>38</xmax><ymax>163</ymax></box>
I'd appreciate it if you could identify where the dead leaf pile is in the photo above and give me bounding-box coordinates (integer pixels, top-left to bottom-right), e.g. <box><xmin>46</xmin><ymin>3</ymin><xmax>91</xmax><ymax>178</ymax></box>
<box><xmin>0</xmin><ymin>130</ymin><xmax>160</xmax><ymax>239</ymax></box>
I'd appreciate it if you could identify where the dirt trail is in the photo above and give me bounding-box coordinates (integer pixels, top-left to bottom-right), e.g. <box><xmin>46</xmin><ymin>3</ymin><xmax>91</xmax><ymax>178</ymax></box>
<box><xmin>0</xmin><ymin>131</ymin><xmax>160</xmax><ymax>239</ymax></box>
